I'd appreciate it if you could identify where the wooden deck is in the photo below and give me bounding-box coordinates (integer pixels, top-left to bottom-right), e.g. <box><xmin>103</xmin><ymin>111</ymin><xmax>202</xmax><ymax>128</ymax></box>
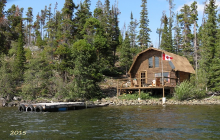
<box><xmin>116</xmin><ymin>78</ymin><xmax>175</xmax><ymax>97</ymax></box>
<box><xmin>18</xmin><ymin>102</ymin><xmax>109</xmax><ymax>112</ymax></box>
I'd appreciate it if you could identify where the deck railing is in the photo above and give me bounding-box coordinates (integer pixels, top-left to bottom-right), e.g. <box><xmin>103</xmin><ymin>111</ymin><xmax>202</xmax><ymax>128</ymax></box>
<box><xmin>117</xmin><ymin>77</ymin><xmax>179</xmax><ymax>89</ymax></box>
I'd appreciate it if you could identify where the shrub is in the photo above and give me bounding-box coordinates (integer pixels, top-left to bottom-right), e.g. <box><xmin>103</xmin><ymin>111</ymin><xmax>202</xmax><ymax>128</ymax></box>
<box><xmin>174</xmin><ymin>80</ymin><xmax>206</xmax><ymax>101</ymax></box>
<box><xmin>119</xmin><ymin>93</ymin><xmax>138</xmax><ymax>100</ymax></box>
<box><xmin>119</xmin><ymin>92</ymin><xmax>151</xmax><ymax>100</ymax></box>
<box><xmin>140</xmin><ymin>92</ymin><xmax>151</xmax><ymax>100</ymax></box>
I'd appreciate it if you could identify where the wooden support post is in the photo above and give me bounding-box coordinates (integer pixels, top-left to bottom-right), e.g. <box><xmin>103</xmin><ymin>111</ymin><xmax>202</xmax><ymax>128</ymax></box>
<box><xmin>117</xmin><ymin>80</ymin><xmax>119</xmax><ymax>98</ymax></box>
<box><xmin>163</xmin><ymin>86</ymin><xmax>165</xmax><ymax>98</ymax></box>
<box><xmin>139</xmin><ymin>89</ymin><xmax>141</xmax><ymax>98</ymax></box>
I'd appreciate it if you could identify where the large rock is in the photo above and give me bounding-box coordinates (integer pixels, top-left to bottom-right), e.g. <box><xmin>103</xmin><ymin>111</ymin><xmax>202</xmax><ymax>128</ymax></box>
<box><xmin>13</xmin><ymin>96</ymin><xmax>22</xmax><ymax>101</ymax></box>
<box><xmin>0</xmin><ymin>98</ymin><xmax>7</xmax><ymax>107</ymax></box>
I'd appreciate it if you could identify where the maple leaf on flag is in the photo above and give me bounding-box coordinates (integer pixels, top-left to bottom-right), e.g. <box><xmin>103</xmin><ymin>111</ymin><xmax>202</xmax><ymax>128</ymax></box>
<box><xmin>163</xmin><ymin>53</ymin><xmax>173</xmax><ymax>61</ymax></box>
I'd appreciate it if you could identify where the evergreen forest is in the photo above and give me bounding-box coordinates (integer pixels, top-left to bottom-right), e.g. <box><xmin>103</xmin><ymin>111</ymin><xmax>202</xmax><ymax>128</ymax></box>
<box><xmin>0</xmin><ymin>0</ymin><xmax>219</xmax><ymax>101</ymax></box>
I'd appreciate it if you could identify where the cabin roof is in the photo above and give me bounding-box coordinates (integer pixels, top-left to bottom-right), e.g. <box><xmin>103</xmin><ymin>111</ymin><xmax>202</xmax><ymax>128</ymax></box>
<box><xmin>128</xmin><ymin>47</ymin><xmax>195</xmax><ymax>74</ymax></box>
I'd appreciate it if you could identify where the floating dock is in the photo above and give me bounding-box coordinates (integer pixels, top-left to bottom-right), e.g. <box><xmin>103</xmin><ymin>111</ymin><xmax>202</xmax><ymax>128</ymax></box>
<box><xmin>18</xmin><ymin>102</ymin><xmax>109</xmax><ymax>112</ymax></box>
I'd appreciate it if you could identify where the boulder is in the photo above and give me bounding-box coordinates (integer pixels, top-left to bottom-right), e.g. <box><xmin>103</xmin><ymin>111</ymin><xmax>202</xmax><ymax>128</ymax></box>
<box><xmin>13</xmin><ymin>96</ymin><xmax>22</xmax><ymax>101</ymax></box>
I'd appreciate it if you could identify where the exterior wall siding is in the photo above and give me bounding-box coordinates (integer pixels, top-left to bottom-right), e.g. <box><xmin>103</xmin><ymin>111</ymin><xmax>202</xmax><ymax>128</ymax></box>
<box><xmin>129</xmin><ymin>50</ymin><xmax>191</xmax><ymax>87</ymax></box>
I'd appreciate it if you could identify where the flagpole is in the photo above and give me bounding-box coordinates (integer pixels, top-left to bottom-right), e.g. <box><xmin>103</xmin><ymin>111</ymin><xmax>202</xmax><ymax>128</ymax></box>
<box><xmin>162</xmin><ymin>51</ymin><xmax>164</xmax><ymax>98</ymax></box>
<box><xmin>162</xmin><ymin>51</ymin><xmax>164</xmax><ymax>87</ymax></box>
<box><xmin>162</xmin><ymin>51</ymin><xmax>165</xmax><ymax>105</ymax></box>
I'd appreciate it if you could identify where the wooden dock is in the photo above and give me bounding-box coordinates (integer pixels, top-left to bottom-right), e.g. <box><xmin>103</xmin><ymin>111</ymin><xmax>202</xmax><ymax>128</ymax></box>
<box><xmin>18</xmin><ymin>102</ymin><xmax>109</xmax><ymax>112</ymax></box>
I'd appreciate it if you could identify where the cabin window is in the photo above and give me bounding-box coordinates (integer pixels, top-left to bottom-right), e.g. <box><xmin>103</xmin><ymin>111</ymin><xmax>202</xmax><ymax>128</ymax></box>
<box><xmin>141</xmin><ymin>72</ymin><xmax>146</xmax><ymax>87</ymax></box>
<box><xmin>163</xmin><ymin>72</ymin><xmax>170</xmax><ymax>82</ymax></box>
<box><xmin>155</xmin><ymin>72</ymin><xmax>170</xmax><ymax>83</ymax></box>
<box><xmin>155</xmin><ymin>56</ymin><xmax>159</xmax><ymax>67</ymax></box>
<box><xmin>149</xmin><ymin>57</ymin><xmax>153</xmax><ymax>68</ymax></box>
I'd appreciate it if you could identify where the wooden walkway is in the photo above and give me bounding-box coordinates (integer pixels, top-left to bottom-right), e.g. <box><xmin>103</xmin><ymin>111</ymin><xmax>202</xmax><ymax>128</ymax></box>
<box><xmin>18</xmin><ymin>102</ymin><xmax>109</xmax><ymax>112</ymax></box>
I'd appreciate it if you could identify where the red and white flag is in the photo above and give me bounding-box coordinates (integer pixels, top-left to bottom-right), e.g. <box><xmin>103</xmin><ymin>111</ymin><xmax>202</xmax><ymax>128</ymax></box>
<box><xmin>163</xmin><ymin>53</ymin><xmax>173</xmax><ymax>61</ymax></box>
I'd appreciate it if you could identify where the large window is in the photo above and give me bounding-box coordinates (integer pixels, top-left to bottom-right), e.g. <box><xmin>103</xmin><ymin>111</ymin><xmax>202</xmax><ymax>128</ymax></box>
<box><xmin>155</xmin><ymin>72</ymin><xmax>170</xmax><ymax>83</ymax></box>
<box><xmin>149</xmin><ymin>57</ymin><xmax>153</xmax><ymax>68</ymax></box>
<box><xmin>155</xmin><ymin>56</ymin><xmax>159</xmax><ymax>67</ymax></box>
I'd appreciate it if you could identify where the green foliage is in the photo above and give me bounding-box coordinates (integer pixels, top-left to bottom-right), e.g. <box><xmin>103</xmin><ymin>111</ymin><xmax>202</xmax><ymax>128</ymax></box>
<box><xmin>140</xmin><ymin>92</ymin><xmax>151</xmax><ymax>100</ymax></box>
<box><xmin>119</xmin><ymin>93</ymin><xmax>138</xmax><ymax>100</ymax></box>
<box><xmin>70</xmin><ymin>39</ymin><xmax>102</xmax><ymax>99</ymax></box>
<box><xmin>0</xmin><ymin>56</ymin><xmax>15</xmax><ymax>99</ymax></box>
<box><xmin>199</xmin><ymin>0</ymin><xmax>217</xmax><ymax>90</ymax></box>
<box><xmin>129</xmin><ymin>12</ymin><xmax>138</xmax><ymax>48</ymax></box>
<box><xmin>14</xmin><ymin>27</ymin><xmax>26</xmax><ymax>81</ymax></box>
<box><xmin>177</xmin><ymin>4</ymin><xmax>194</xmax><ymax>61</ymax></box>
<box><xmin>2</xmin><ymin>0</ymin><xmax>220</xmax><ymax>101</ymax></box>
<box><xmin>35</xmin><ymin>33</ymin><xmax>46</xmax><ymax>48</ymax></box>
<box><xmin>24</xmin><ymin>48</ymin><xmax>32</xmax><ymax>60</ymax></box>
<box><xmin>119</xmin><ymin>33</ymin><xmax>133</xmax><ymax>74</ymax></box>
<box><xmin>160</xmin><ymin>14</ymin><xmax>172</xmax><ymax>52</ymax></box>
<box><xmin>138</xmin><ymin>0</ymin><xmax>151</xmax><ymax>50</ymax></box>
<box><xmin>174</xmin><ymin>80</ymin><xmax>206</xmax><ymax>101</ymax></box>
<box><xmin>119</xmin><ymin>92</ymin><xmax>151</xmax><ymax>100</ymax></box>
<box><xmin>21</xmin><ymin>53</ymin><xmax>54</xmax><ymax>99</ymax></box>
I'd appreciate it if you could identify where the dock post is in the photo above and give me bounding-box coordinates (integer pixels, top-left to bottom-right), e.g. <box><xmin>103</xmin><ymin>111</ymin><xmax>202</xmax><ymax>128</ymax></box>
<box><xmin>139</xmin><ymin>89</ymin><xmax>141</xmax><ymax>99</ymax></box>
<box><xmin>162</xmin><ymin>86</ymin><xmax>166</xmax><ymax>104</ymax></box>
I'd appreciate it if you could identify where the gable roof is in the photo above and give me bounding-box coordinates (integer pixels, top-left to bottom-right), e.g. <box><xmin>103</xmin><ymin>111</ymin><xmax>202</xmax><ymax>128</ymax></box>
<box><xmin>128</xmin><ymin>47</ymin><xmax>195</xmax><ymax>74</ymax></box>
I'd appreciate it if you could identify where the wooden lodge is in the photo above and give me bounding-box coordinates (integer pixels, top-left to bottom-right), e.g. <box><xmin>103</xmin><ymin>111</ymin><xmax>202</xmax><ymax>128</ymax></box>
<box><xmin>117</xmin><ymin>47</ymin><xmax>195</xmax><ymax>96</ymax></box>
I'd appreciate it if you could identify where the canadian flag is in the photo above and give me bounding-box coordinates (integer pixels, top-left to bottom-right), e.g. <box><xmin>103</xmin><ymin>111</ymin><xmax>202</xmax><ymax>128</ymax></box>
<box><xmin>163</xmin><ymin>53</ymin><xmax>173</xmax><ymax>61</ymax></box>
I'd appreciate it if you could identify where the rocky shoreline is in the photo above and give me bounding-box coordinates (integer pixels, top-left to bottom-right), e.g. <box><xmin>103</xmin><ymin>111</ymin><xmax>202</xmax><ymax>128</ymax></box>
<box><xmin>1</xmin><ymin>96</ymin><xmax>220</xmax><ymax>107</ymax></box>
<box><xmin>96</xmin><ymin>97</ymin><xmax>220</xmax><ymax>106</ymax></box>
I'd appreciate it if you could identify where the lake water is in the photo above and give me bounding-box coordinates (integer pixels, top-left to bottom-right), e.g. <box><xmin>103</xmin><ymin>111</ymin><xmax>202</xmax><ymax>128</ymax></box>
<box><xmin>1</xmin><ymin>105</ymin><xmax>220</xmax><ymax>140</ymax></box>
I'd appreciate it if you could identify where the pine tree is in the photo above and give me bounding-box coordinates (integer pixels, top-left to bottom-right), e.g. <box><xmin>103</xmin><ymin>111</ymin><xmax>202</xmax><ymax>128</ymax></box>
<box><xmin>167</xmin><ymin>0</ymin><xmax>175</xmax><ymax>53</ymax></box>
<box><xmin>160</xmin><ymin>14</ymin><xmax>172</xmax><ymax>52</ymax></box>
<box><xmin>190</xmin><ymin>1</ymin><xmax>198</xmax><ymax>75</ymax></box>
<box><xmin>96</xmin><ymin>0</ymin><xmax>103</xmax><ymax>8</ymax></box>
<box><xmin>102</xmin><ymin>0</ymin><xmax>114</xmax><ymax>66</ymax></box>
<box><xmin>120</xmin><ymin>33</ymin><xmax>132</xmax><ymax>74</ymax></box>
<box><xmin>210</xmin><ymin>16</ymin><xmax>220</xmax><ymax>91</ymax></box>
<box><xmin>157</xmin><ymin>11</ymin><xmax>165</xmax><ymax>49</ymax></box>
<box><xmin>178</xmin><ymin>4</ymin><xmax>193</xmax><ymax>61</ymax></box>
<box><xmin>6</xmin><ymin>5</ymin><xmax>24</xmax><ymax>42</ymax></box>
<box><xmin>129</xmin><ymin>12</ymin><xmax>140</xmax><ymax>57</ymax></box>
<box><xmin>71</xmin><ymin>39</ymin><xmax>101</xmax><ymax>99</ymax></box>
<box><xmin>138</xmin><ymin>0</ymin><xmax>151</xmax><ymax>50</ymax></box>
<box><xmin>22</xmin><ymin>53</ymin><xmax>53</xmax><ymax>99</ymax></box>
<box><xmin>110</xmin><ymin>4</ymin><xmax>120</xmax><ymax>66</ymax></box>
<box><xmin>0</xmin><ymin>0</ymin><xmax>7</xmax><ymax>54</ymax></box>
<box><xmin>54</xmin><ymin>0</ymin><xmax>77</xmax><ymax>82</ymax></box>
<box><xmin>173</xmin><ymin>12</ymin><xmax>182</xmax><ymax>54</ymax></box>
<box><xmin>0</xmin><ymin>56</ymin><xmax>15</xmax><ymax>101</ymax></box>
<box><xmin>61</xmin><ymin>0</ymin><xmax>76</xmax><ymax>44</ymax></box>
<box><xmin>25</xmin><ymin>7</ymin><xmax>33</xmax><ymax>46</ymax></box>
<box><xmin>199</xmin><ymin>0</ymin><xmax>217</xmax><ymax>90</ymax></box>
<box><xmin>0</xmin><ymin>0</ymin><xmax>6</xmax><ymax>19</ymax></box>
<box><xmin>15</xmin><ymin>22</ymin><xmax>26</xmax><ymax>81</ymax></box>
<box><xmin>129</xmin><ymin>12</ymin><xmax>138</xmax><ymax>48</ymax></box>
<box><xmin>33</xmin><ymin>13</ymin><xmax>40</xmax><ymax>44</ymax></box>
<box><xmin>74</xmin><ymin>0</ymin><xmax>91</xmax><ymax>40</ymax></box>
<box><xmin>40</xmin><ymin>7</ymin><xmax>47</xmax><ymax>39</ymax></box>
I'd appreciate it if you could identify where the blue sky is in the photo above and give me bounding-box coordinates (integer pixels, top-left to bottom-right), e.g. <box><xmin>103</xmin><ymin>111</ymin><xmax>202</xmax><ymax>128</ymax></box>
<box><xmin>5</xmin><ymin>0</ymin><xmax>220</xmax><ymax>47</ymax></box>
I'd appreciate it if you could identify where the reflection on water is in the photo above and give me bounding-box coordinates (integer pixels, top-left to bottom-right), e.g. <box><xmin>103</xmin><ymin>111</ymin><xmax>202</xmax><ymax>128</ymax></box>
<box><xmin>1</xmin><ymin>105</ymin><xmax>220</xmax><ymax>139</ymax></box>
